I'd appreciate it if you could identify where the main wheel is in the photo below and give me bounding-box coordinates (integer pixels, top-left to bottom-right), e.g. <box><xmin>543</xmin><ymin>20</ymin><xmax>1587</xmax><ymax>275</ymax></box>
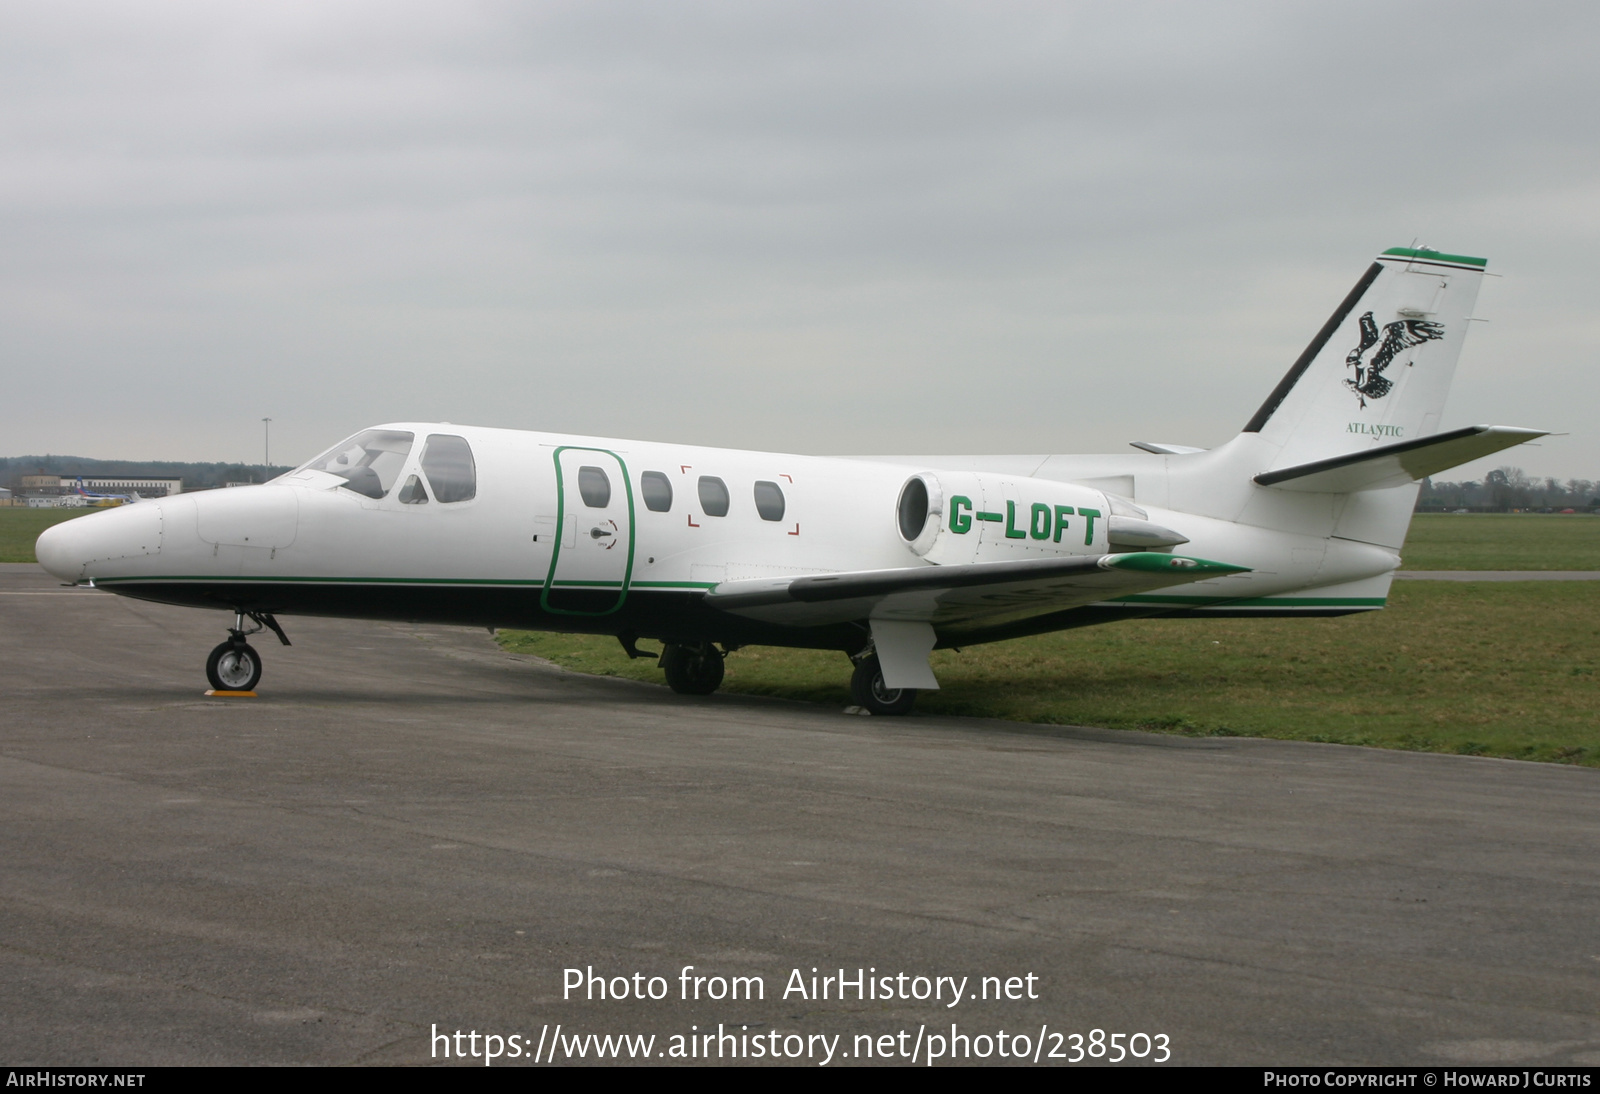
<box><xmin>206</xmin><ymin>641</ymin><xmax>262</xmax><ymax>691</ymax></box>
<box><xmin>850</xmin><ymin>654</ymin><xmax>917</xmax><ymax>716</ymax></box>
<box><xmin>660</xmin><ymin>643</ymin><xmax>725</xmax><ymax>695</ymax></box>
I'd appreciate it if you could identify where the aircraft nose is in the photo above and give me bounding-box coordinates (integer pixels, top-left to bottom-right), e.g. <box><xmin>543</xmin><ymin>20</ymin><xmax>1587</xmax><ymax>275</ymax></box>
<box><xmin>35</xmin><ymin>504</ymin><xmax>164</xmax><ymax>581</ymax></box>
<box><xmin>35</xmin><ymin>516</ymin><xmax>92</xmax><ymax>580</ymax></box>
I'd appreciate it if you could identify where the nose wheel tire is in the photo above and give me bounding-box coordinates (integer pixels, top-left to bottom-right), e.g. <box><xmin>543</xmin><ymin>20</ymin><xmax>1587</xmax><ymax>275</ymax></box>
<box><xmin>660</xmin><ymin>643</ymin><xmax>725</xmax><ymax>695</ymax></box>
<box><xmin>206</xmin><ymin>641</ymin><xmax>262</xmax><ymax>691</ymax></box>
<box><xmin>850</xmin><ymin>654</ymin><xmax>917</xmax><ymax>716</ymax></box>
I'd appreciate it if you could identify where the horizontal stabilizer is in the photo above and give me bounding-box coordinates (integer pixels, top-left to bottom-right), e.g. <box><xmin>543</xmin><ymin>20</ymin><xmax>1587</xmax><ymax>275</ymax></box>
<box><xmin>702</xmin><ymin>553</ymin><xmax>1249</xmax><ymax>631</ymax></box>
<box><xmin>1130</xmin><ymin>441</ymin><xmax>1207</xmax><ymax>455</ymax></box>
<box><xmin>1254</xmin><ymin>425</ymin><xmax>1547</xmax><ymax>493</ymax></box>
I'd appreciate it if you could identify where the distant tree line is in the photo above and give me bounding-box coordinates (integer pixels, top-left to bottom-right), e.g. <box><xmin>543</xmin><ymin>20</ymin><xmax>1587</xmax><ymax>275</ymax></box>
<box><xmin>1</xmin><ymin>455</ymin><xmax>292</xmax><ymax>491</ymax></box>
<box><xmin>1419</xmin><ymin>467</ymin><xmax>1599</xmax><ymax>512</ymax></box>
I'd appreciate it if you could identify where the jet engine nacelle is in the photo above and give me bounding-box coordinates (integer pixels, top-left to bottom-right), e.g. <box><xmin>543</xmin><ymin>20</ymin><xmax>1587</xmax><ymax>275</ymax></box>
<box><xmin>895</xmin><ymin>471</ymin><xmax>1117</xmax><ymax>566</ymax></box>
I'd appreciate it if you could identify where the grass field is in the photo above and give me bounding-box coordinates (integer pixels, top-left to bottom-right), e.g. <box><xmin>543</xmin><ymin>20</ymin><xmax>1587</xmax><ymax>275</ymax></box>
<box><xmin>1401</xmin><ymin>513</ymin><xmax>1600</xmax><ymax>570</ymax></box>
<box><xmin>499</xmin><ymin>582</ymin><xmax>1600</xmax><ymax>767</ymax></box>
<box><xmin>0</xmin><ymin>508</ymin><xmax>95</xmax><ymax>563</ymax></box>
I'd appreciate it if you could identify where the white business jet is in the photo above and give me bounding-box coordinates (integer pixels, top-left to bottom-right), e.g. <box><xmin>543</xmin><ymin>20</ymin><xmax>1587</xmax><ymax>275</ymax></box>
<box><xmin>36</xmin><ymin>247</ymin><xmax>1544</xmax><ymax>713</ymax></box>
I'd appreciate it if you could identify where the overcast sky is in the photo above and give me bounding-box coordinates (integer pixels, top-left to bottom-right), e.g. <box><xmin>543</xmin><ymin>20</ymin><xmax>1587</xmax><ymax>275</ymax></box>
<box><xmin>2</xmin><ymin>1</ymin><xmax>1596</xmax><ymax>480</ymax></box>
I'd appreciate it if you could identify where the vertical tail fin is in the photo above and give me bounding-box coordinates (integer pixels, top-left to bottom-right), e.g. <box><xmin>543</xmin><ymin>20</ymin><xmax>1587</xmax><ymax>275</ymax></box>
<box><xmin>1242</xmin><ymin>247</ymin><xmax>1486</xmax><ymax>474</ymax></box>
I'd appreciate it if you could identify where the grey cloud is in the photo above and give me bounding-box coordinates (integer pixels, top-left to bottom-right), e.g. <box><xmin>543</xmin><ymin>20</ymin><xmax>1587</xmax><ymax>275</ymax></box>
<box><xmin>0</xmin><ymin>1</ymin><xmax>1595</xmax><ymax>479</ymax></box>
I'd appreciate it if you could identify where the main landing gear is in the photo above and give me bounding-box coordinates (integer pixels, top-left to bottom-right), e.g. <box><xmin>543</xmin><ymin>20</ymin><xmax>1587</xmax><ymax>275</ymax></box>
<box><xmin>849</xmin><ymin>652</ymin><xmax>918</xmax><ymax>716</ymax></box>
<box><xmin>650</xmin><ymin>640</ymin><xmax>920</xmax><ymax>716</ymax></box>
<box><xmin>659</xmin><ymin>642</ymin><xmax>726</xmax><ymax>695</ymax></box>
<box><xmin>205</xmin><ymin>610</ymin><xmax>290</xmax><ymax>692</ymax></box>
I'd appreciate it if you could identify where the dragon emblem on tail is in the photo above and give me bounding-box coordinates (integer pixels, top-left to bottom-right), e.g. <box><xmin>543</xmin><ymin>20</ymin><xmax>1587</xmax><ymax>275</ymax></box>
<box><xmin>1344</xmin><ymin>311</ymin><xmax>1444</xmax><ymax>408</ymax></box>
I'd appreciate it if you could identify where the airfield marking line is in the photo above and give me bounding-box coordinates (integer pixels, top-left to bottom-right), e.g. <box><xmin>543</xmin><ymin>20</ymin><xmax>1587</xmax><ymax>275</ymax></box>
<box><xmin>0</xmin><ymin>591</ymin><xmax>110</xmax><ymax>596</ymax></box>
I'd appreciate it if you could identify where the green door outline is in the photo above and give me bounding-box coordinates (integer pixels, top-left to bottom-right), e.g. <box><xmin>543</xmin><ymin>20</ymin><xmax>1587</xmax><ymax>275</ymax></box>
<box><xmin>541</xmin><ymin>446</ymin><xmax>636</xmax><ymax>616</ymax></box>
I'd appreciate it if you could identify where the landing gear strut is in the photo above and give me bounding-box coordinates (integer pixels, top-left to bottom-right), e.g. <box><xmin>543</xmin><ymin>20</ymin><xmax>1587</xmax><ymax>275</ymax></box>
<box><xmin>660</xmin><ymin>643</ymin><xmax>725</xmax><ymax>695</ymax></box>
<box><xmin>849</xmin><ymin>652</ymin><xmax>918</xmax><ymax>716</ymax></box>
<box><xmin>205</xmin><ymin>610</ymin><xmax>290</xmax><ymax>692</ymax></box>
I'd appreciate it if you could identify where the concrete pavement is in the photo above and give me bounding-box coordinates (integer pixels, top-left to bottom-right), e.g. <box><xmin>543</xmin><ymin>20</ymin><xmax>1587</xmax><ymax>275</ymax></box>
<box><xmin>2</xmin><ymin>564</ymin><xmax>1597</xmax><ymax>1067</ymax></box>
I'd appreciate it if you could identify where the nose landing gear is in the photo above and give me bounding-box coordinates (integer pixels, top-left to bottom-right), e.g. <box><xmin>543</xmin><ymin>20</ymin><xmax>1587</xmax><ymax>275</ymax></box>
<box><xmin>205</xmin><ymin>610</ymin><xmax>290</xmax><ymax>692</ymax></box>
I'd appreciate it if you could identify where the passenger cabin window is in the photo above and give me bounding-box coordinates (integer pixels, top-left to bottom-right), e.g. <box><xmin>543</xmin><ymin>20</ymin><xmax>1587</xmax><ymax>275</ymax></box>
<box><xmin>698</xmin><ymin>476</ymin><xmax>729</xmax><ymax>517</ymax></box>
<box><xmin>578</xmin><ymin>465</ymin><xmax>611</xmax><ymax>508</ymax></box>
<box><xmin>753</xmin><ymin>480</ymin><xmax>785</xmax><ymax>521</ymax></box>
<box><xmin>421</xmin><ymin>434</ymin><xmax>476</xmax><ymax>503</ymax></box>
<box><xmin>397</xmin><ymin>475</ymin><xmax>429</xmax><ymax>505</ymax></box>
<box><xmin>298</xmin><ymin>429</ymin><xmax>415</xmax><ymax>499</ymax></box>
<box><xmin>641</xmin><ymin>471</ymin><xmax>673</xmax><ymax>512</ymax></box>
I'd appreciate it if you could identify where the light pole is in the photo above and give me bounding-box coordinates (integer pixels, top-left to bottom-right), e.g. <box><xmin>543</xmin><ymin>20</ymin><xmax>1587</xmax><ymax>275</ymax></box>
<box><xmin>263</xmin><ymin>418</ymin><xmax>272</xmax><ymax>481</ymax></box>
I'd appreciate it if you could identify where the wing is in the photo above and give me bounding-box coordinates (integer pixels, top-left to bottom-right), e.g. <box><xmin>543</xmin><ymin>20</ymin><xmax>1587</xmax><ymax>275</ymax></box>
<box><xmin>702</xmin><ymin>552</ymin><xmax>1250</xmax><ymax>632</ymax></box>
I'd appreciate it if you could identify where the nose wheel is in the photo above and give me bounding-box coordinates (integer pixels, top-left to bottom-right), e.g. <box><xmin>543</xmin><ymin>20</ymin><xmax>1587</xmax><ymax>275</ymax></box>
<box><xmin>207</xmin><ymin>640</ymin><xmax>263</xmax><ymax>691</ymax></box>
<box><xmin>206</xmin><ymin>609</ymin><xmax>290</xmax><ymax>692</ymax></box>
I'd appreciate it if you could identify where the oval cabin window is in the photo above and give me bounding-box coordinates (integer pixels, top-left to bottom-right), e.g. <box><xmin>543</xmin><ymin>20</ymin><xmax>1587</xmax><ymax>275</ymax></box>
<box><xmin>753</xmin><ymin>480</ymin><xmax>785</xmax><ymax>521</ymax></box>
<box><xmin>698</xmin><ymin>476</ymin><xmax>729</xmax><ymax>517</ymax></box>
<box><xmin>578</xmin><ymin>466</ymin><xmax>611</xmax><ymax>508</ymax></box>
<box><xmin>640</xmin><ymin>471</ymin><xmax>673</xmax><ymax>513</ymax></box>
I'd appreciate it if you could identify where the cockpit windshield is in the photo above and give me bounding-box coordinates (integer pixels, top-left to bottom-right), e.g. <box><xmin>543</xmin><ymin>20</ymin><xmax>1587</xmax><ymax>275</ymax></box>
<box><xmin>296</xmin><ymin>429</ymin><xmax>415</xmax><ymax>499</ymax></box>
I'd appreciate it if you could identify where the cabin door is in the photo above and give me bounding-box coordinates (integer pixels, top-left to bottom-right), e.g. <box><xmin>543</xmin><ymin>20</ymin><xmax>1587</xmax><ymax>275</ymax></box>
<box><xmin>543</xmin><ymin>447</ymin><xmax>634</xmax><ymax>615</ymax></box>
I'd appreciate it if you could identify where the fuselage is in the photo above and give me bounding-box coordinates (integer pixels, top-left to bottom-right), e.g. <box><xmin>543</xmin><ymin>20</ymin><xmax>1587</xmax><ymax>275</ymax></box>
<box><xmin>35</xmin><ymin>421</ymin><xmax>1401</xmax><ymax>652</ymax></box>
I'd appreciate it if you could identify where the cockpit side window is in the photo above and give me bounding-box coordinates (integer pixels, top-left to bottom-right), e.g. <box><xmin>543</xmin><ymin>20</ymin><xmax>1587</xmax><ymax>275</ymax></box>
<box><xmin>298</xmin><ymin>429</ymin><xmax>415</xmax><ymax>499</ymax></box>
<box><xmin>397</xmin><ymin>475</ymin><xmax>430</xmax><ymax>505</ymax></box>
<box><xmin>420</xmin><ymin>434</ymin><xmax>477</xmax><ymax>503</ymax></box>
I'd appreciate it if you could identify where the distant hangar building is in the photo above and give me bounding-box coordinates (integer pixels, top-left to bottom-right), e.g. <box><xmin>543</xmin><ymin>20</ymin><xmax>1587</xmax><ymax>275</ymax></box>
<box><xmin>78</xmin><ymin>478</ymin><xmax>184</xmax><ymax>496</ymax></box>
<box><xmin>19</xmin><ymin>476</ymin><xmax>183</xmax><ymax>497</ymax></box>
<box><xmin>10</xmin><ymin>476</ymin><xmax>185</xmax><ymax>507</ymax></box>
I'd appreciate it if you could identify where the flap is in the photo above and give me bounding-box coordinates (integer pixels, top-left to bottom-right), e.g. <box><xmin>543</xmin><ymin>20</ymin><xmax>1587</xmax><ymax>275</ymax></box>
<box><xmin>702</xmin><ymin>552</ymin><xmax>1250</xmax><ymax>629</ymax></box>
<box><xmin>1254</xmin><ymin>425</ymin><xmax>1547</xmax><ymax>493</ymax></box>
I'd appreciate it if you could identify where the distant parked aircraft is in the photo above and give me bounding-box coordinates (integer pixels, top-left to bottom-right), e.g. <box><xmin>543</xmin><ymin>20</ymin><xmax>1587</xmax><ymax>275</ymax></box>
<box><xmin>73</xmin><ymin>479</ymin><xmax>137</xmax><ymax>505</ymax></box>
